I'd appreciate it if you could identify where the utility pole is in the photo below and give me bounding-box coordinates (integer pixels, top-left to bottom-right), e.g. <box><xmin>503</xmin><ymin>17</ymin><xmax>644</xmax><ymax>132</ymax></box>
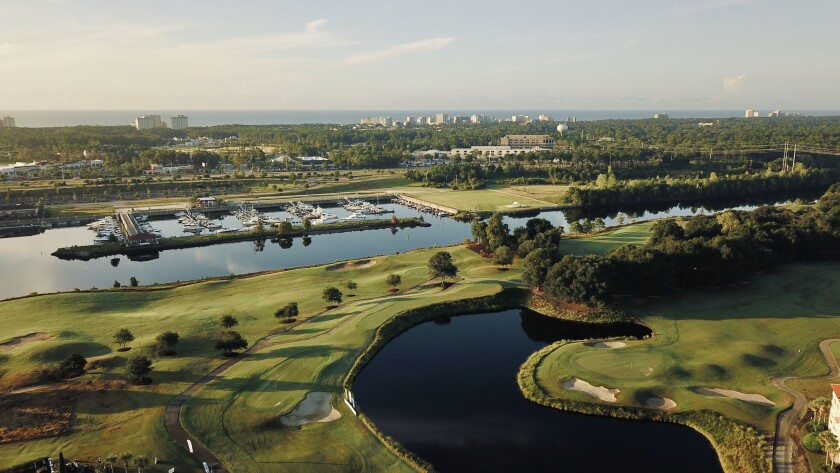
<box><xmin>792</xmin><ymin>144</ymin><xmax>797</xmax><ymax>171</ymax></box>
<box><xmin>782</xmin><ymin>142</ymin><xmax>789</xmax><ymax>172</ymax></box>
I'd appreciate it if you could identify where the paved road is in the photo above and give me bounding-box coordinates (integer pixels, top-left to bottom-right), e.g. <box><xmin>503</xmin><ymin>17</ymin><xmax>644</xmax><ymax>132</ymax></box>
<box><xmin>771</xmin><ymin>338</ymin><xmax>840</xmax><ymax>473</ymax></box>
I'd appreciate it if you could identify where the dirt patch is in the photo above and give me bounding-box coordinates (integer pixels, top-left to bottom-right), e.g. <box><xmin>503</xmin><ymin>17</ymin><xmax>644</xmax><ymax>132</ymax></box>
<box><xmin>645</xmin><ymin>397</ymin><xmax>677</xmax><ymax>410</ymax></box>
<box><xmin>465</xmin><ymin>242</ymin><xmax>493</xmax><ymax>258</ymax></box>
<box><xmin>279</xmin><ymin>392</ymin><xmax>341</xmax><ymax>426</ymax></box>
<box><xmin>0</xmin><ymin>333</ymin><xmax>51</xmax><ymax>353</ymax></box>
<box><xmin>0</xmin><ymin>380</ymin><xmax>127</xmax><ymax>444</ymax></box>
<box><xmin>563</xmin><ymin>377</ymin><xmax>619</xmax><ymax>403</ymax></box>
<box><xmin>693</xmin><ymin>387</ymin><xmax>776</xmax><ymax>406</ymax></box>
<box><xmin>326</xmin><ymin>259</ymin><xmax>377</xmax><ymax>271</ymax></box>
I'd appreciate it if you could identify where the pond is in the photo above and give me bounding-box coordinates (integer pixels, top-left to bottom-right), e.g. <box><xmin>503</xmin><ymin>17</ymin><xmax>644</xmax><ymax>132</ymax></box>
<box><xmin>352</xmin><ymin>309</ymin><xmax>723</xmax><ymax>473</ymax></box>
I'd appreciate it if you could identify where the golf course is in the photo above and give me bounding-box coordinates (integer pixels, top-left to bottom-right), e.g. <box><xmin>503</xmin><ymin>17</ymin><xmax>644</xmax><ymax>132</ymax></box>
<box><xmin>0</xmin><ymin>204</ymin><xmax>838</xmax><ymax>473</ymax></box>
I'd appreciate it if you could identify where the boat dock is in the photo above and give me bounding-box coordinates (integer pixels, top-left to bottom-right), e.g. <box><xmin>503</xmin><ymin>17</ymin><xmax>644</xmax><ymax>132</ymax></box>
<box><xmin>391</xmin><ymin>194</ymin><xmax>458</xmax><ymax>217</ymax></box>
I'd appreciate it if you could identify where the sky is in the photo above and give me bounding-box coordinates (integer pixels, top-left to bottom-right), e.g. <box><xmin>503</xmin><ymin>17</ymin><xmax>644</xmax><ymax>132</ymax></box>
<box><xmin>0</xmin><ymin>0</ymin><xmax>839</xmax><ymax>111</ymax></box>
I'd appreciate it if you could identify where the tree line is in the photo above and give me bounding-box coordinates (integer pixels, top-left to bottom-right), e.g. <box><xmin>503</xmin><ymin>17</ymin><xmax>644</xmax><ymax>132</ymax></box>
<box><xmin>523</xmin><ymin>183</ymin><xmax>840</xmax><ymax>304</ymax></box>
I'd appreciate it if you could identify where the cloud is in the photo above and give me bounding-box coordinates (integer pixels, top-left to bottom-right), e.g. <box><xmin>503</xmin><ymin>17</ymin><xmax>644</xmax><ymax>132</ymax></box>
<box><xmin>306</xmin><ymin>18</ymin><xmax>328</xmax><ymax>33</ymax></box>
<box><xmin>723</xmin><ymin>73</ymin><xmax>747</xmax><ymax>92</ymax></box>
<box><xmin>343</xmin><ymin>37</ymin><xmax>454</xmax><ymax>65</ymax></box>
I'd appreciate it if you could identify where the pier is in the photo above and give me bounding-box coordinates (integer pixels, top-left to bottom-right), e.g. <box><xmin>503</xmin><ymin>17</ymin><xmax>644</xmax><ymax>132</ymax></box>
<box><xmin>391</xmin><ymin>194</ymin><xmax>457</xmax><ymax>217</ymax></box>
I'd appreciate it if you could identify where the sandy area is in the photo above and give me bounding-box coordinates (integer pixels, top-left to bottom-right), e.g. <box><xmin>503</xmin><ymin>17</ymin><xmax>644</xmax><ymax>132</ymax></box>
<box><xmin>0</xmin><ymin>332</ymin><xmax>51</xmax><ymax>353</ymax></box>
<box><xmin>563</xmin><ymin>378</ymin><xmax>619</xmax><ymax>403</ymax></box>
<box><xmin>645</xmin><ymin>397</ymin><xmax>677</xmax><ymax>410</ymax></box>
<box><xmin>642</xmin><ymin>367</ymin><xmax>654</xmax><ymax>376</ymax></box>
<box><xmin>693</xmin><ymin>387</ymin><xmax>775</xmax><ymax>406</ymax></box>
<box><xmin>592</xmin><ymin>341</ymin><xmax>626</xmax><ymax>349</ymax></box>
<box><xmin>326</xmin><ymin>259</ymin><xmax>377</xmax><ymax>271</ymax></box>
<box><xmin>279</xmin><ymin>392</ymin><xmax>342</xmax><ymax>426</ymax></box>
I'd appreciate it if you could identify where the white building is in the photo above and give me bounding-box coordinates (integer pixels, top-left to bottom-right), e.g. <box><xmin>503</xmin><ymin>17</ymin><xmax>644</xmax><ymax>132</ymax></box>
<box><xmin>133</xmin><ymin>115</ymin><xmax>163</xmax><ymax>130</ymax></box>
<box><xmin>829</xmin><ymin>384</ymin><xmax>840</xmax><ymax>462</ymax></box>
<box><xmin>500</xmin><ymin>135</ymin><xmax>555</xmax><ymax>148</ymax></box>
<box><xmin>434</xmin><ymin>113</ymin><xmax>448</xmax><ymax>125</ymax></box>
<box><xmin>1</xmin><ymin>116</ymin><xmax>15</xmax><ymax>127</ymax></box>
<box><xmin>170</xmin><ymin>115</ymin><xmax>189</xmax><ymax>129</ymax></box>
<box><xmin>538</xmin><ymin>114</ymin><xmax>553</xmax><ymax>122</ymax></box>
<box><xmin>360</xmin><ymin>116</ymin><xmax>392</xmax><ymax>126</ymax></box>
<box><xmin>745</xmin><ymin>109</ymin><xmax>759</xmax><ymax>118</ymax></box>
<box><xmin>471</xmin><ymin>114</ymin><xmax>491</xmax><ymax>124</ymax></box>
<box><xmin>511</xmin><ymin>115</ymin><xmax>530</xmax><ymax>122</ymax></box>
<box><xmin>654</xmin><ymin>113</ymin><xmax>670</xmax><ymax>119</ymax></box>
<box><xmin>450</xmin><ymin>145</ymin><xmax>549</xmax><ymax>158</ymax></box>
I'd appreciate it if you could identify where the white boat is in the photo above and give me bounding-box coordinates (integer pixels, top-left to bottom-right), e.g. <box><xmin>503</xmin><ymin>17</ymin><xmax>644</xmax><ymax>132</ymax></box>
<box><xmin>215</xmin><ymin>227</ymin><xmax>239</xmax><ymax>234</ymax></box>
<box><xmin>312</xmin><ymin>212</ymin><xmax>339</xmax><ymax>225</ymax></box>
<box><xmin>343</xmin><ymin>212</ymin><xmax>367</xmax><ymax>222</ymax></box>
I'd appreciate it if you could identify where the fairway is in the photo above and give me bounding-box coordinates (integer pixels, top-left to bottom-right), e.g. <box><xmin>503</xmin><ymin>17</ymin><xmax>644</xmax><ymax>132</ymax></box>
<box><xmin>395</xmin><ymin>185</ymin><xmax>567</xmax><ymax>212</ymax></box>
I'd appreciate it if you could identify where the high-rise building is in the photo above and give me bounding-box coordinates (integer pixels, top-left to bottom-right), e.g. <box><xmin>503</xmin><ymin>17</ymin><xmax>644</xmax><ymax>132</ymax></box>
<box><xmin>132</xmin><ymin>115</ymin><xmax>163</xmax><ymax>130</ymax></box>
<box><xmin>745</xmin><ymin>109</ymin><xmax>759</xmax><ymax>118</ymax></box>
<box><xmin>654</xmin><ymin>113</ymin><xmax>670</xmax><ymax>119</ymax></box>
<box><xmin>170</xmin><ymin>115</ymin><xmax>189</xmax><ymax>129</ymax></box>
<box><xmin>434</xmin><ymin>113</ymin><xmax>448</xmax><ymax>125</ymax></box>
<box><xmin>1</xmin><ymin>116</ymin><xmax>15</xmax><ymax>128</ymax></box>
<box><xmin>538</xmin><ymin>114</ymin><xmax>553</xmax><ymax>122</ymax></box>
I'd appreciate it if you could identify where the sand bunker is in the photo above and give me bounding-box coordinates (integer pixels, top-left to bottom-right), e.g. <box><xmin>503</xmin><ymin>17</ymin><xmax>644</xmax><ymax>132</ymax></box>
<box><xmin>563</xmin><ymin>378</ymin><xmax>619</xmax><ymax>403</ymax></box>
<box><xmin>0</xmin><ymin>333</ymin><xmax>51</xmax><ymax>353</ymax></box>
<box><xmin>326</xmin><ymin>259</ymin><xmax>377</xmax><ymax>271</ymax></box>
<box><xmin>645</xmin><ymin>397</ymin><xmax>677</xmax><ymax>410</ymax></box>
<box><xmin>642</xmin><ymin>367</ymin><xmax>654</xmax><ymax>376</ymax></box>
<box><xmin>279</xmin><ymin>392</ymin><xmax>342</xmax><ymax>426</ymax></box>
<box><xmin>592</xmin><ymin>341</ymin><xmax>626</xmax><ymax>349</ymax></box>
<box><xmin>693</xmin><ymin>387</ymin><xmax>775</xmax><ymax>406</ymax></box>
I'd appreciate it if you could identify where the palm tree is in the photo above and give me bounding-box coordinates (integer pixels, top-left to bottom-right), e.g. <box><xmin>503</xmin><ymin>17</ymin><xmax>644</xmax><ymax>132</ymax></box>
<box><xmin>119</xmin><ymin>452</ymin><xmax>133</xmax><ymax>473</ymax></box>
<box><xmin>818</xmin><ymin>430</ymin><xmax>838</xmax><ymax>468</ymax></box>
<box><xmin>133</xmin><ymin>456</ymin><xmax>148</xmax><ymax>473</ymax></box>
<box><xmin>105</xmin><ymin>455</ymin><xmax>118</xmax><ymax>473</ymax></box>
<box><xmin>810</xmin><ymin>397</ymin><xmax>831</xmax><ymax>427</ymax></box>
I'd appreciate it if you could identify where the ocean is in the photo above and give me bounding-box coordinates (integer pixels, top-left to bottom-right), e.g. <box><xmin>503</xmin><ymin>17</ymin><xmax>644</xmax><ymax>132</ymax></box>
<box><xmin>3</xmin><ymin>109</ymin><xmax>838</xmax><ymax>128</ymax></box>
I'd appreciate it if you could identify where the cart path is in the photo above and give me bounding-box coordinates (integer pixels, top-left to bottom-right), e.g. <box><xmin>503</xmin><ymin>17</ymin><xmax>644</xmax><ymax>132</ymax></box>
<box><xmin>771</xmin><ymin>338</ymin><xmax>840</xmax><ymax>473</ymax></box>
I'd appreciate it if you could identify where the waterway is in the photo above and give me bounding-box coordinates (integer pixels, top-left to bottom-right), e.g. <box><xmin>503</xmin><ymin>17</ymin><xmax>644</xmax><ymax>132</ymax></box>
<box><xmin>0</xmin><ymin>195</ymin><xmax>804</xmax><ymax>300</ymax></box>
<box><xmin>352</xmin><ymin>309</ymin><xmax>723</xmax><ymax>472</ymax></box>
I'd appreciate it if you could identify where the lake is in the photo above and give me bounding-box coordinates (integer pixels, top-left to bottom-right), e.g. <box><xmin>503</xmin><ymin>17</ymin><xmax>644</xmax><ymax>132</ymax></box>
<box><xmin>0</xmin><ymin>194</ymin><xmax>803</xmax><ymax>300</ymax></box>
<box><xmin>352</xmin><ymin>309</ymin><xmax>723</xmax><ymax>472</ymax></box>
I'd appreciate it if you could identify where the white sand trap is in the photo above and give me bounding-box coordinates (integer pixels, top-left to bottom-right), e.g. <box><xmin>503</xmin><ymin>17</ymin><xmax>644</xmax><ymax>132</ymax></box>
<box><xmin>642</xmin><ymin>367</ymin><xmax>654</xmax><ymax>376</ymax></box>
<box><xmin>646</xmin><ymin>397</ymin><xmax>677</xmax><ymax>410</ymax></box>
<box><xmin>327</xmin><ymin>260</ymin><xmax>377</xmax><ymax>271</ymax></box>
<box><xmin>0</xmin><ymin>332</ymin><xmax>51</xmax><ymax>353</ymax></box>
<box><xmin>592</xmin><ymin>341</ymin><xmax>626</xmax><ymax>349</ymax></box>
<box><xmin>694</xmin><ymin>387</ymin><xmax>775</xmax><ymax>406</ymax></box>
<box><xmin>280</xmin><ymin>392</ymin><xmax>342</xmax><ymax>426</ymax></box>
<box><xmin>563</xmin><ymin>378</ymin><xmax>620</xmax><ymax>403</ymax></box>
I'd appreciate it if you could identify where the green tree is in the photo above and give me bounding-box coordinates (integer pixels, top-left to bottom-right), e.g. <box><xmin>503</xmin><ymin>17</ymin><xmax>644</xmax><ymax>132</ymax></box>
<box><xmin>427</xmin><ymin>251</ymin><xmax>458</xmax><ymax>286</ymax></box>
<box><xmin>277</xmin><ymin>221</ymin><xmax>293</xmax><ymax>234</ymax></box>
<box><xmin>302</xmin><ymin>217</ymin><xmax>311</xmax><ymax>232</ymax></box>
<box><xmin>59</xmin><ymin>353</ymin><xmax>87</xmax><ymax>378</ymax></box>
<box><xmin>386</xmin><ymin>273</ymin><xmax>402</xmax><ymax>290</ymax></box>
<box><xmin>470</xmin><ymin>218</ymin><xmax>488</xmax><ymax>246</ymax></box>
<box><xmin>215</xmin><ymin>330</ymin><xmax>248</xmax><ymax>354</ymax></box>
<box><xmin>345</xmin><ymin>280</ymin><xmax>358</xmax><ymax>293</ymax></box>
<box><xmin>493</xmin><ymin>246</ymin><xmax>515</xmax><ymax>268</ymax></box>
<box><xmin>220</xmin><ymin>314</ymin><xmax>238</xmax><ymax>329</ymax></box>
<box><xmin>129</xmin><ymin>276</ymin><xmax>139</xmax><ymax>287</ymax></box>
<box><xmin>112</xmin><ymin>328</ymin><xmax>134</xmax><ymax>349</ymax></box>
<box><xmin>545</xmin><ymin>255</ymin><xmax>614</xmax><ymax>304</ymax></box>
<box><xmin>521</xmin><ymin>248</ymin><xmax>555</xmax><ymax>289</ymax></box>
<box><xmin>322</xmin><ymin>286</ymin><xmax>343</xmax><ymax>305</ymax></box>
<box><xmin>485</xmin><ymin>213</ymin><xmax>510</xmax><ymax>251</ymax></box>
<box><xmin>274</xmin><ymin>302</ymin><xmax>299</xmax><ymax>320</ymax></box>
<box><xmin>124</xmin><ymin>355</ymin><xmax>152</xmax><ymax>382</ymax></box>
<box><xmin>154</xmin><ymin>331</ymin><xmax>180</xmax><ymax>356</ymax></box>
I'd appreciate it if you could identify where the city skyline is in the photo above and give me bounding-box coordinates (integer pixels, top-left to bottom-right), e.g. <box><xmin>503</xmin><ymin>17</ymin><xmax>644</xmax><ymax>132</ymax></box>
<box><xmin>1</xmin><ymin>0</ymin><xmax>839</xmax><ymax>110</ymax></box>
